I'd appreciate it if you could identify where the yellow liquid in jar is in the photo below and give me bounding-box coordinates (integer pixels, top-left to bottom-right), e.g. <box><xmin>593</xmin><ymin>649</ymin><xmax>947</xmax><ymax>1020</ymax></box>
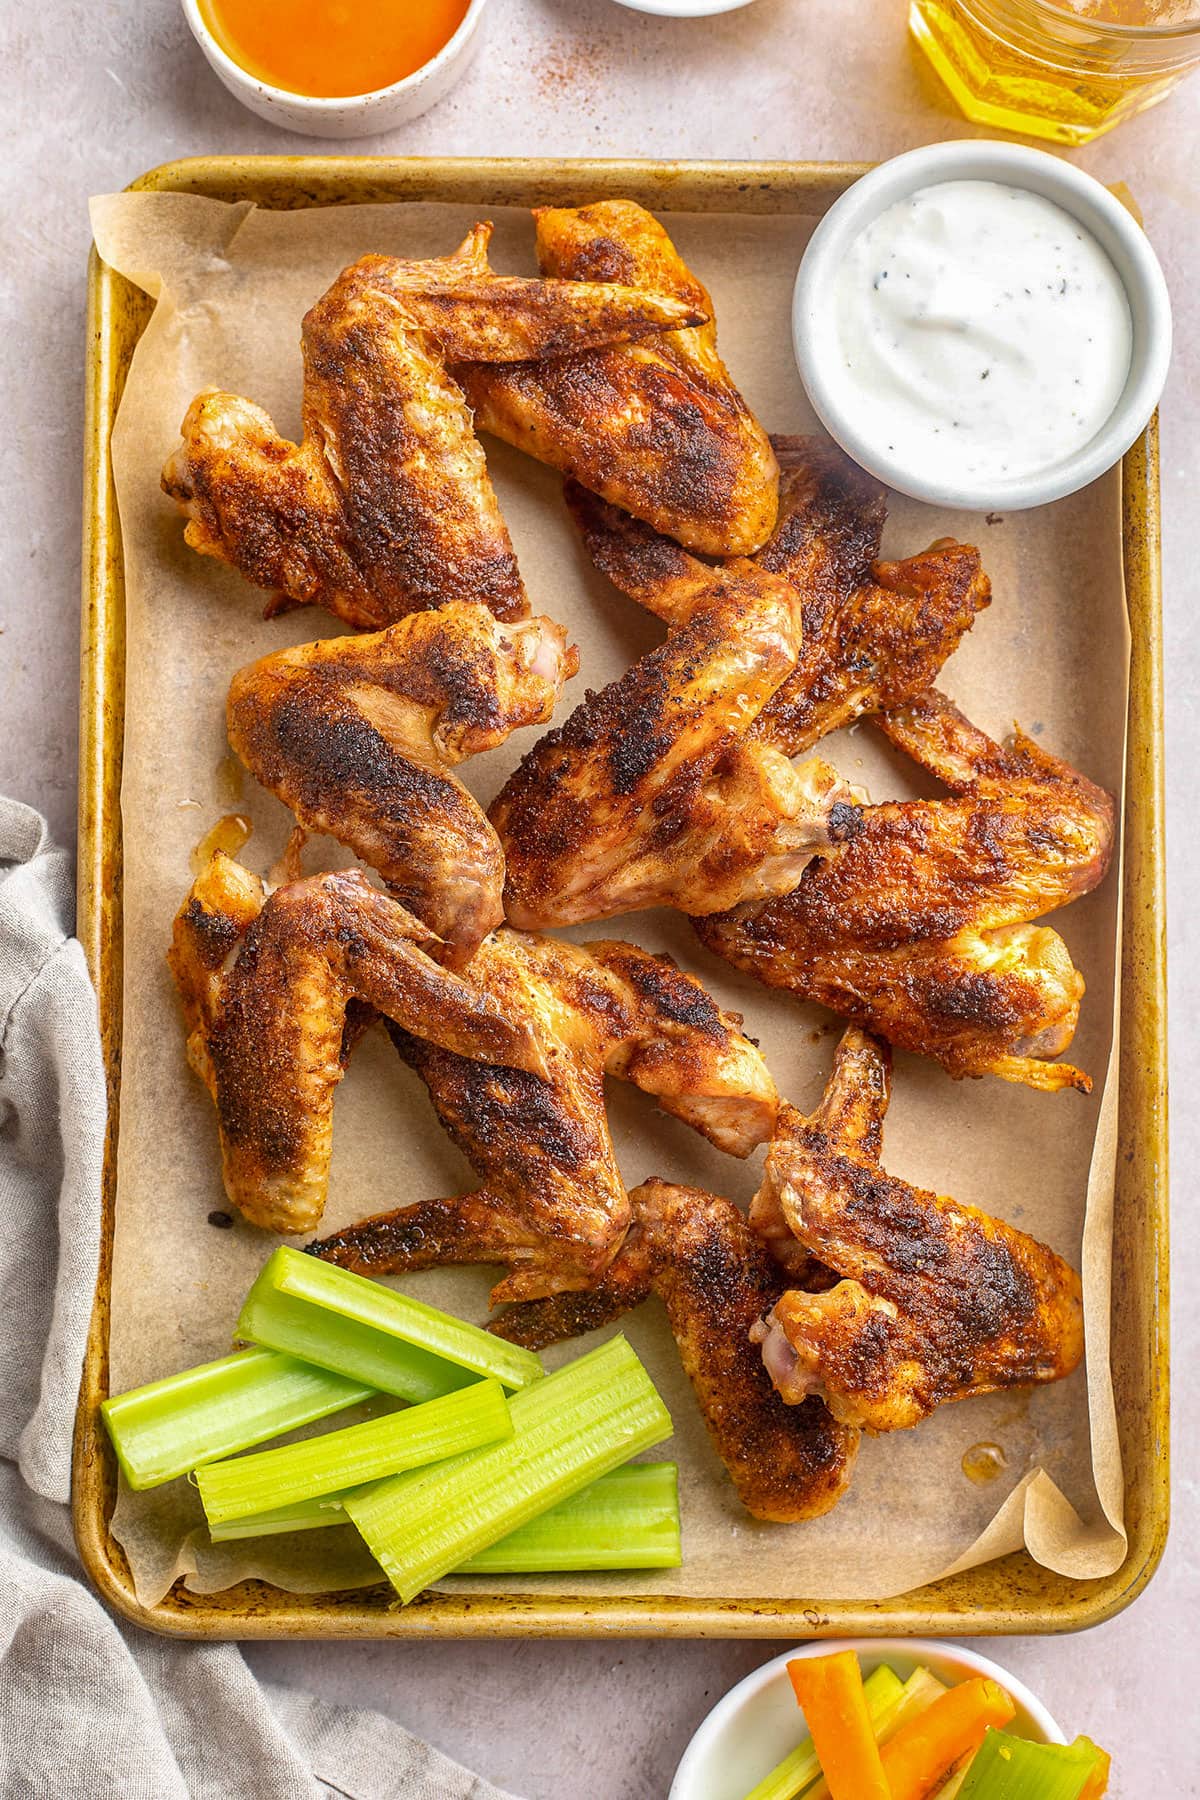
<box><xmin>910</xmin><ymin>0</ymin><xmax>1200</xmax><ymax>143</ymax></box>
<box><xmin>1058</xmin><ymin>1</ymin><xmax>1198</xmax><ymax>21</ymax></box>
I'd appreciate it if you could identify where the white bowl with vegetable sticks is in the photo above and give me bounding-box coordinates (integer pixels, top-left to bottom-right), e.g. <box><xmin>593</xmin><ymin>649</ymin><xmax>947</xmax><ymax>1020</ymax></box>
<box><xmin>670</xmin><ymin>1639</ymin><xmax>1076</xmax><ymax>1800</ymax></box>
<box><xmin>792</xmin><ymin>139</ymin><xmax>1171</xmax><ymax>512</ymax></box>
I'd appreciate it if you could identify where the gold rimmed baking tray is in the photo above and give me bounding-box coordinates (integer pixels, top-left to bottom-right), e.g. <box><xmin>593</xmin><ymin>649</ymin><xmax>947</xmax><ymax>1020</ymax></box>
<box><xmin>73</xmin><ymin>156</ymin><xmax>1168</xmax><ymax>1639</ymax></box>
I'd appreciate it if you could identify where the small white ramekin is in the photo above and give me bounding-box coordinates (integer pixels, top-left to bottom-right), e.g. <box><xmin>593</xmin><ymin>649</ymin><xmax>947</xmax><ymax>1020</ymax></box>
<box><xmin>670</xmin><ymin>1637</ymin><xmax>1067</xmax><ymax>1800</ymax></box>
<box><xmin>793</xmin><ymin>139</ymin><xmax>1172</xmax><ymax>512</ymax></box>
<box><xmin>181</xmin><ymin>0</ymin><xmax>489</xmax><ymax>137</ymax></box>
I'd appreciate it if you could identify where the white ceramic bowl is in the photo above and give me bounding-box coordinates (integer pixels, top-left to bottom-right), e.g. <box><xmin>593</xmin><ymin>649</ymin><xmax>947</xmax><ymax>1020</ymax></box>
<box><xmin>181</xmin><ymin>0</ymin><xmax>489</xmax><ymax>137</ymax></box>
<box><xmin>793</xmin><ymin>139</ymin><xmax>1172</xmax><ymax>511</ymax></box>
<box><xmin>670</xmin><ymin>1637</ymin><xmax>1066</xmax><ymax>1800</ymax></box>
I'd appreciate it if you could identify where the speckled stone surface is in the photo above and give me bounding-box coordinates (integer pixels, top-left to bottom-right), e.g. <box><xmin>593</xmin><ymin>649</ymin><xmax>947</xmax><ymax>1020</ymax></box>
<box><xmin>1</xmin><ymin>2</ymin><xmax>1193</xmax><ymax>1792</ymax></box>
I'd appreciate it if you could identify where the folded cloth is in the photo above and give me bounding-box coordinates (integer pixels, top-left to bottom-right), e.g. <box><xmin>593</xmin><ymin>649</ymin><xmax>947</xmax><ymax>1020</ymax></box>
<box><xmin>0</xmin><ymin>796</ymin><xmax>520</xmax><ymax>1800</ymax></box>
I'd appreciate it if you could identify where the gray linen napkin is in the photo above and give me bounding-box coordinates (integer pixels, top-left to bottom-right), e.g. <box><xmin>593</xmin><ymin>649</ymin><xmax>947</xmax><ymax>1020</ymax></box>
<box><xmin>0</xmin><ymin>795</ymin><xmax>521</xmax><ymax>1800</ymax></box>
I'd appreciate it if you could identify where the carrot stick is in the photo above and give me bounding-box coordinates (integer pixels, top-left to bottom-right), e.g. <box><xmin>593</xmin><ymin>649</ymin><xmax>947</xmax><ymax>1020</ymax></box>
<box><xmin>880</xmin><ymin>1678</ymin><xmax>1016</xmax><ymax>1800</ymax></box>
<box><xmin>785</xmin><ymin>1652</ymin><xmax>892</xmax><ymax>1800</ymax></box>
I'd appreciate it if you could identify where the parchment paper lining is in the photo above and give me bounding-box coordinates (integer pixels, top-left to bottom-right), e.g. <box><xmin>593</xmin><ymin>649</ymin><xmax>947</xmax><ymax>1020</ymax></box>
<box><xmin>88</xmin><ymin>190</ymin><xmax>1129</xmax><ymax>1609</ymax></box>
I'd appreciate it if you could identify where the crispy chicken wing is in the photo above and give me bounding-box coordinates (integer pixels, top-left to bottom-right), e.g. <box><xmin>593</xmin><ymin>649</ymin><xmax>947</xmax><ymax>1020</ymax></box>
<box><xmin>162</xmin><ymin>224</ymin><xmax>706</xmax><ymax>629</ymax></box>
<box><xmin>169</xmin><ymin>855</ymin><xmax>547</xmax><ymax>1234</ymax></box>
<box><xmin>492</xmin><ymin>1179</ymin><xmax>857</xmax><ymax>1522</ymax></box>
<box><xmin>494</xmin><ymin>435</ymin><xmax>987</xmax><ymax>934</ymax></box>
<box><xmin>565</xmin><ymin>434</ymin><xmax>990</xmax><ymax>752</ymax></box>
<box><xmin>695</xmin><ymin>689</ymin><xmax>1115</xmax><ymax>1090</ymax></box>
<box><xmin>491</xmin><ymin>558</ymin><xmax>863</xmax><ymax>927</ymax></box>
<box><xmin>226</xmin><ymin>602</ymin><xmax>577</xmax><ymax>967</ymax></box>
<box><xmin>751</xmin><ymin>1029</ymin><xmax>1085</xmax><ymax>1432</ymax></box>
<box><xmin>750</xmin><ymin>437</ymin><xmax>991</xmax><ymax>751</ymax></box>
<box><xmin>458</xmin><ymin>200</ymin><xmax>779</xmax><ymax>556</ymax></box>
<box><xmin>309</xmin><ymin>929</ymin><xmax>777</xmax><ymax>1301</ymax></box>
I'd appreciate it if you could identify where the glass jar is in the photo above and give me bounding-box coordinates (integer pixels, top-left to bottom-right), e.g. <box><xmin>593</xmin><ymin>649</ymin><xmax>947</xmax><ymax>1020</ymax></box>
<box><xmin>910</xmin><ymin>0</ymin><xmax>1200</xmax><ymax>143</ymax></box>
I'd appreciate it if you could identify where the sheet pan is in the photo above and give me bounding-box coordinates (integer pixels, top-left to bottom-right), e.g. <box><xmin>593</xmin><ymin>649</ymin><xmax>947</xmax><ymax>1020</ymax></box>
<box><xmin>73</xmin><ymin>156</ymin><xmax>1169</xmax><ymax>1638</ymax></box>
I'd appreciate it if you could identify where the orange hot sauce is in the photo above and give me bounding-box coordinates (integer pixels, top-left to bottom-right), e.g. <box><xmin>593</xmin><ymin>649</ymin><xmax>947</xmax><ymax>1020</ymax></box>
<box><xmin>198</xmin><ymin>0</ymin><xmax>471</xmax><ymax>99</ymax></box>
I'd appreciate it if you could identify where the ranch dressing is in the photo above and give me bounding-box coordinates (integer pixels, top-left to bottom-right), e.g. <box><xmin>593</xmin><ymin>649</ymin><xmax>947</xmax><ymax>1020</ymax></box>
<box><xmin>828</xmin><ymin>180</ymin><xmax>1132</xmax><ymax>486</ymax></box>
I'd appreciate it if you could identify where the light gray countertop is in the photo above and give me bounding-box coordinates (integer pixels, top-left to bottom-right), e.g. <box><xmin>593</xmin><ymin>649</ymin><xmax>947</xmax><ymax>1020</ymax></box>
<box><xmin>1</xmin><ymin>2</ymin><xmax>1193</xmax><ymax>1793</ymax></box>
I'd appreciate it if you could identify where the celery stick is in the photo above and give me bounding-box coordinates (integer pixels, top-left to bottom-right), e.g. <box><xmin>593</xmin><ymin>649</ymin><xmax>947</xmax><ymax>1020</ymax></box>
<box><xmin>876</xmin><ymin>1666</ymin><xmax>951</xmax><ymax>1744</ymax></box>
<box><xmin>100</xmin><ymin>1346</ymin><xmax>374</xmax><ymax>1490</ymax></box>
<box><xmin>457</xmin><ymin>1462</ymin><xmax>681</xmax><ymax>1573</ymax></box>
<box><xmin>238</xmin><ymin>1246</ymin><xmax>543</xmax><ymax>1401</ymax></box>
<box><xmin>743</xmin><ymin>1664</ymin><xmax>904</xmax><ymax>1800</ymax></box>
<box><xmin>239</xmin><ymin>1284</ymin><xmax>472</xmax><ymax>1403</ymax></box>
<box><xmin>208</xmin><ymin>1495</ymin><xmax>350</xmax><ymax>1540</ymax></box>
<box><xmin>196</xmin><ymin>1378</ymin><xmax>511</xmax><ymax>1524</ymax></box>
<box><xmin>344</xmin><ymin>1334</ymin><xmax>672</xmax><ymax>1603</ymax></box>
<box><xmin>956</xmin><ymin>1730</ymin><xmax>1109</xmax><ymax>1799</ymax></box>
<box><xmin>206</xmin><ymin>1463</ymin><xmax>681</xmax><ymax>1569</ymax></box>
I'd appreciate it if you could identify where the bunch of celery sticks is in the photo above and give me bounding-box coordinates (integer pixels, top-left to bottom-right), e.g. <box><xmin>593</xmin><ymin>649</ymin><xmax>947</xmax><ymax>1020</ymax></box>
<box><xmin>102</xmin><ymin>1245</ymin><xmax>679</xmax><ymax>1603</ymax></box>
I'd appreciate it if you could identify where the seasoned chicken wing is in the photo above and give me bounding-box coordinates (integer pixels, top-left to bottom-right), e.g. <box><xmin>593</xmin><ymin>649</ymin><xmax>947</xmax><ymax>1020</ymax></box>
<box><xmin>169</xmin><ymin>855</ymin><xmax>547</xmax><ymax>1234</ymax></box>
<box><xmin>492</xmin><ymin>1179</ymin><xmax>857</xmax><ymax>1522</ymax></box>
<box><xmin>458</xmin><ymin>200</ymin><xmax>779</xmax><ymax>556</ymax></box>
<box><xmin>162</xmin><ymin>224</ymin><xmax>706</xmax><ymax>629</ymax></box>
<box><xmin>566</xmin><ymin>434</ymin><xmax>990</xmax><ymax>753</ymax></box>
<box><xmin>227</xmin><ymin>602</ymin><xmax>577</xmax><ymax>967</ymax></box>
<box><xmin>751</xmin><ymin>1029</ymin><xmax>1085</xmax><ymax>1432</ymax></box>
<box><xmin>695</xmin><ymin>689</ymin><xmax>1115</xmax><ymax>1090</ymax></box>
<box><xmin>309</xmin><ymin>929</ymin><xmax>777</xmax><ymax>1301</ymax></box>
<box><xmin>495</xmin><ymin>436</ymin><xmax>988</xmax><ymax>934</ymax></box>
<box><xmin>750</xmin><ymin>437</ymin><xmax>991</xmax><ymax>752</ymax></box>
<box><xmin>491</xmin><ymin>558</ymin><xmax>863</xmax><ymax>927</ymax></box>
